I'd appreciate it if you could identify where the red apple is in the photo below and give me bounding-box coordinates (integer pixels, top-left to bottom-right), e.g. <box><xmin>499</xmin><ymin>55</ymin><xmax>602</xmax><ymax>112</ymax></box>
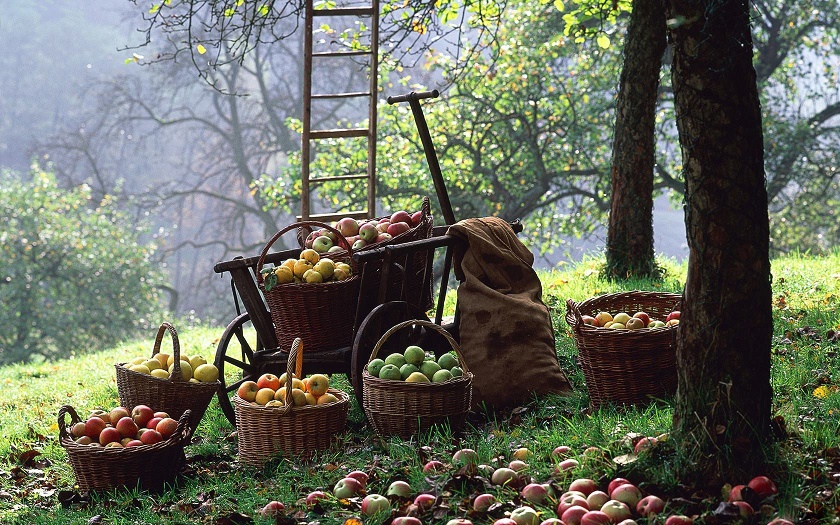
<box><xmin>569</xmin><ymin>478</ymin><xmax>598</xmax><ymax>496</ymax></box>
<box><xmin>634</xmin><ymin>436</ymin><xmax>658</xmax><ymax>454</ymax></box>
<box><xmin>98</xmin><ymin>427</ymin><xmax>121</xmax><ymax>446</ymax></box>
<box><xmin>666</xmin><ymin>310</ymin><xmax>680</xmax><ymax>322</ymax></box>
<box><xmin>610</xmin><ymin>484</ymin><xmax>642</xmax><ymax>508</ymax></box>
<box><xmin>636</xmin><ymin>495</ymin><xmax>665</xmax><ymax>516</ymax></box>
<box><xmin>256</xmin><ymin>373</ymin><xmax>281</xmax><ymax>391</ymax></box>
<box><xmin>115</xmin><ymin>416</ymin><xmax>139</xmax><ymax>439</ymax></box>
<box><xmin>139</xmin><ymin>429</ymin><xmax>163</xmax><ymax>445</ymax></box>
<box><xmin>376</xmin><ymin>220</ymin><xmax>390</xmax><ymax>232</ymax></box>
<box><xmin>727</xmin><ymin>484</ymin><xmax>746</xmax><ymax>502</ymax></box>
<box><xmin>558</xmin><ymin>458</ymin><xmax>580</xmax><ymax>471</ymax></box>
<box><xmin>130</xmin><ymin>404</ymin><xmax>154</xmax><ymax>428</ymax></box>
<box><xmin>521</xmin><ymin>483</ymin><xmax>549</xmax><ymax>505</ymax></box>
<box><xmin>124</xmin><ymin>439</ymin><xmax>143</xmax><ymax>448</ymax></box>
<box><xmin>580</xmin><ymin>511</ymin><xmax>611</xmax><ymax>525</ymax></box>
<box><xmin>600</xmin><ymin>500</ymin><xmax>632</xmax><ymax>522</ymax></box>
<box><xmin>393</xmin><ymin>518</ymin><xmax>423</xmax><ymax>525</ymax></box>
<box><xmin>493</xmin><ymin>520</ymin><xmax>518</xmax><ymax>525</ymax></box>
<box><xmin>386</xmin><ymin>480</ymin><xmax>412</xmax><ymax>498</ymax></box>
<box><xmin>607</xmin><ymin>478</ymin><xmax>631</xmax><ymax>495</ymax></box>
<box><xmin>552</xmin><ymin>445</ymin><xmax>572</xmax><ymax>458</ymax></box>
<box><xmin>664</xmin><ymin>516</ymin><xmax>693</xmax><ymax>525</ymax></box>
<box><xmin>557</xmin><ymin>493</ymin><xmax>589</xmax><ymax>515</ymax></box>
<box><xmin>346</xmin><ymin>469</ymin><xmax>369</xmax><ymax>488</ymax></box>
<box><xmin>446</xmin><ymin>520</ymin><xmax>474</xmax><ymax>525</ymax></box>
<box><xmin>423</xmin><ymin>460</ymin><xmax>445</xmax><ymax>473</ymax></box>
<box><xmin>561</xmin><ymin>506</ymin><xmax>589</xmax><ymax>525</ymax></box>
<box><xmin>540</xmin><ymin>520</ymin><xmax>564</xmax><ymax>525</ymax></box>
<box><xmin>508</xmin><ymin>459</ymin><xmax>528</xmax><ymax>472</ymax></box>
<box><xmin>747</xmin><ymin>475</ymin><xmax>778</xmax><ymax>499</ymax></box>
<box><xmin>336</xmin><ymin>217</ymin><xmax>360</xmax><ymax>237</ymax></box>
<box><xmin>414</xmin><ymin>493</ymin><xmax>435</xmax><ymax>511</ymax></box>
<box><xmin>259</xmin><ymin>501</ymin><xmax>285</xmax><ymax>517</ymax></box>
<box><xmin>153</xmin><ymin>411</ymin><xmax>170</xmax><ymax>419</ymax></box>
<box><xmin>146</xmin><ymin>417</ymin><xmax>163</xmax><ymax>430</ymax></box>
<box><xmin>586</xmin><ymin>491</ymin><xmax>609</xmax><ymax>510</ymax></box>
<box><xmin>473</xmin><ymin>493</ymin><xmax>497</xmax><ymax>512</ymax></box>
<box><xmin>361</xmin><ymin>493</ymin><xmax>390</xmax><ymax>515</ymax></box>
<box><xmin>410</xmin><ymin>210</ymin><xmax>423</xmax><ymax>227</ymax></box>
<box><xmin>510</xmin><ymin>506</ymin><xmax>540</xmax><ymax>525</ymax></box>
<box><xmin>375</xmin><ymin>232</ymin><xmax>393</xmax><ymax>244</ymax></box>
<box><xmin>84</xmin><ymin>417</ymin><xmax>107</xmax><ymax>439</ymax></box>
<box><xmin>632</xmin><ymin>312</ymin><xmax>650</xmax><ymax>327</ymax></box>
<box><xmin>732</xmin><ymin>500</ymin><xmax>755</xmax><ymax>517</ymax></box>
<box><xmin>390</xmin><ymin>210</ymin><xmax>412</xmax><ymax>225</ymax></box>
<box><xmin>305</xmin><ymin>491</ymin><xmax>327</xmax><ymax>507</ymax></box>
<box><xmin>387</xmin><ymin>221</ymin><xmax>411</xmax><ymax>237</ymax></box>
<box><xmin>109</xmin><ymin>406</ymin><xmax>130</xmax><ymax>424</ymax></box>
<box><xmin>766</xmin><ymin>519</ymin><xmax>794</xmax><ymax>525</ymax></box>
<box><xmin>581</xmin><ymin>315</ymin><xmax>599</xmax><ymax>326</ymax></box>
<box><xmin>155</xmin><ymin>417</ymin><xmax>179</xmax><ymax>439</ymax></box>
<box><xmin>490</xmin><ymin>467</ymin><xmax>519</xmax><ymax>486</ymax></box>
<box><xmin>333</xmin><ymin>477</ymin><xmax>362</xmax><ymax>499</ymax></box>
<box><xmin>452</xmin><ymin>448</ymin><xmax>479</xmax><ymax>467</ymax></box>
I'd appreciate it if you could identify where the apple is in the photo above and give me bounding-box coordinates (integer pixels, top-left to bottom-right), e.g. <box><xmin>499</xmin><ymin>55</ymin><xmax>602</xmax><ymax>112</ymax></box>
<box><xmin>600</xmin><ymin>500</ymin><xmax>632</xmax><ymax>522</ymax></box>
<box><xmin>410</xmin><ymin>210</ymin><xmax>424</xmax><ymax>227</ymax></box>
<box><xmin>305</xmin><ymin>490</ymin><xmax>328</xmax><ymax>506</ymax></box>
<box><xmin>308</xmin><ymin>374</ymin><xmax>330</xmax><ymax>396</ymax></box>
<box><xmin>616</xmin><ymin>521</ymin><xmax>639</xmax><ymax>525</ymax></box>
<box><xmin>446</xmin><ymin>520</ymin><xmax>474</xmax><ymax>525</ymax></box>
<box><xmin>70</xmin><ymin>422</ymin><xmax>87</xmax><ymax>438</ymax></box>
<box><xmin>255</xmin><ymin>387</ymin><xmax>275</xmax><ymax>405</ymax></box>
<box><xmin>237</xmin><ymin>380</ymin><xmax>259</xmax><ymax>401</ymax></box>
<box><xmin>153</xmin><ymin>411</ymin><xmax>170</xmax><ymax>419</ymax></box>
<box><xmin>586</xmin><ymin>491</ymin><xmax>609</xmax><ymax>510</ymax></box>
<box><xmin>139</xmin><ymin>429</ymin><xmax>163</xmax><ymax>445</ymax></box>
<box><xmin>612</xmin><ymin>312</ymin><xmax>631</xmax><ymax>325</ymax></box>
<box><xmin>386</xmin><ymin>480</ymin><xmax>413</xmax><ymax>498</ymax></box>
<box><xmin>477</xmin><ymin>464</ymin><xmax>495</xmax><ymax>476</ymax></box>
<box><xmin>333</xmin><ymin>476</ymin><xmax>363</xmax><ymax>498</ymax></box>
<box><xmin>557</xmin><ymin>493</ymin><xmax>589</xmax><ymax>515</ymax></box>
<box><xmin>633</xmin><ymin>436</ymin><xmax>658</xmax><ymax>454</ymax></box>
<box><xmin>115</xmin><ymin>416</ymin><xmax>139</xmax><ymax>439</ymax></box>
<box><xmin>352</xmin><ymin>239</ymin><xmax>367</xmax><ymax>250</ymax></box>
<box><xmin>361</xmin><ymin>493</ymin><xmax>390</xmax><ymax>515</ymax></box>
<box><xmin>552</xmin><ymin>445</ymin><xmax>572</xmax><ymax>458</ymax></box>
<box><xmin>663</xmin><ymin>516</ymin><xmax>693</xmax><ymax>525</ymax></box>
<box><xmin>393</xmin><ymin>518</ymin><xmax>423</xmax><ymax>525</ymax></box>
<box><xmin>109</xmin><ymin>407</ymin><xmax>130</xmax><ymax>424</ymax></box>
<box><xmin>766</xmin><ymin>519</ymin><xmax>794</xmax><ymax>525</ymax></box>
<box><xmin>747</xmin><ymin>475</ymin><xmax>778</xmax><ymax>499</ymax></box>
<box><xmin>124</xmin><ymin>439</ymin><xmax>143</xmax><ymax>447</ymax></box>
<box><xmin>89</xmin><ymin>409</ymin><xmax>111</xmax><ymax>424</ymax></box>
<box><xmin>98</xmin><ymin>427</ymin><xmax>121</xmax><ymax>446</ymax></box>
<box><xmin>260</xmin><ymin>501</ymin><xmax>285</xmax><ymax>517</ymax></box>
<box><xmin>581</xmin><ymin>315</ymin><xmax>599</xmax><ymax>326</ymax></box>
<box><xmin>423</xmin><ymin>460</ymin><xmax>445</xmax><ymax>473</ymax></box>
<box><xmin>414</xmin><ymin>493</ymin><xmax>435</xmax><ymax>511</ymax></box>
<box><xmin>625</xmin><ymin>317</ymin><xmax>645</xmax><ymax>330</ymax></box>
<box><xmin>594</xmin><ymin>312</ymin><xmax>613</xmax><ymax>326</ymax></box>
<box><xmin>636</xmin><ymin>495</ymin><xmax>665</xmax><ymax>516</ymax></box>
<box><xmin>336</xmin><ymin>217</ymin><xmax>360</xmax><ymax>237</ymax></box>
<box><xmin>561</xmin><ymin>505</ymin><xmax>589</xmax><ymax>525</ymax></box>
<box><xmin>510</xmin><ymin>506</ymin><xmax>540</xmax><ymax>525</ymax></box>
<box><xmin>732</xmin><ymin>500</ymin><xmax>755</xmax><ymax>517</ymax></box>
<box><xmin>540</xmin><ymin>520</ymin><xmax>564</xmax><ymax>525</ymax></box>
<box><xmin>508</xmin><ymin>459</ymin><xmax>528</xmax><ymax>472</ymax></box>
<box><xmin>666</xmin><ymin>310</ymin><xmax>680</xmax><ymax>322</ymax></box>
<box><xmin>146</xmin><ymin>417</ymin><xmax>163</xmax><ymax>430</ymax></box>
<box><xmin>83</xmin><ymin>417</ymin><xmax>107</xmax><ymax>439</ymax></box>
<box><xmin>377</xmin><ymin>220</ymin><xmax>390</xmax><ymax>232</ymax></box>
<box><xmin>727</xmin><ymin>484</ymin><xmax>747</xmax><ymax>502</ymax></box>
<box><xmin>375</xmin><ymin>232</ymin><xmax>393</xmax><ymax>244</ymax></box>
<box><xmin>632</xmin><ymin>311</ymin><xmax>650</xmax><ymax>326</ymax></box>
<box><xmin>257</xmin><ymin>373</ymin><xmax>281</xmax><ymax>391</ymax></box>
<box><xmin>387</xmin><ymin>221</ymin><xmax>411</xmax><ymax>237</ymax></box>
<box><xmin>312</xmin><ymin>235</ymin><xmax>334</xmax><ymax>253</ymax></box>
<box><xmin>569</xmin><ymin>478</ymin><xmax>598</xmax><ymax>496</ymax></box>
<box><xmin>490</xmin><ymin>467</ymin><xmax>519</xmax><ymax>486</ymax></box>
<box><xmin>304</xmin><ymin>230</ymin><xmax>318</xmax><ymax>249</ymax></box>
<box><xmin>155</xmin><ymin>417</ymin><xmax>179</xmax><ymax>439</ymax></box>
<box><xmin>358</xmin><ymin>222</ymin><xmax>379</xmax><ymax>243</ymax></box>
<box><xmin>610</xmin><ymin>484</ymin><xmax>642</xmax><ymax>508</ymax></box>
<box><xmin>391</xmin><ymin>210</ymin><xmax>412</xmax><ymax>225</ymax></box>
<box><xmin>557</xmin><ymin>458</ymin><xmax>580</xmax><ymax>471</ymax></box>
<box><xmin>521</xmin><ymin>483</ymin><xmax>549</xmax><ymax>505</ymax></box>
<box><xmin>473</xmin><ymin>493</ymin><xmax>497</xmax><ymax>512</ymax></box>
<box><xmin>580</xmin><ymin>510</ymin><xmax>611</xmax><ymax>525</ymax></box>
<box><xmin>452</xmin><ymin>448</ymin><xmax>479</xmax><ymax>467</ymax></box>
<box><xmin>607</xmin><ymin>478</ymin><xmax>631</xmax><ymax>495</ymax></box>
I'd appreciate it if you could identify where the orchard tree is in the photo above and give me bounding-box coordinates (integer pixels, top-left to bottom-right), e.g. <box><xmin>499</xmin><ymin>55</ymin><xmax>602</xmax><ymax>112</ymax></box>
<box><xmin>667</xmin><ymin>0</ymin><xmax>773</xmax><ymax>480</ymax></box>
<box><xmin>0</xmin><ymin>166</ymin><xmax>167</xmax><ymax>365</ymax></box>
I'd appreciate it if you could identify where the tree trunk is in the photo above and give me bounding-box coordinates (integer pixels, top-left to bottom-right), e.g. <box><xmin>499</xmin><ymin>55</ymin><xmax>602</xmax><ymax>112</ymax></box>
<box><xmin>667</xmin><ymin>0</ymin><xmax>773</xmax><ymax>482</ymax></box>
<box><xmin>605</xmin><ymin>0</ymin><xmax>666</xmax><ymax>279</ymax></box>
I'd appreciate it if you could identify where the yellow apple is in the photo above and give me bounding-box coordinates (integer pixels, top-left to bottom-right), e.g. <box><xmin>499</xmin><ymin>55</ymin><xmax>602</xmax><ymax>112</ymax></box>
<box><xmin>300</xmin><ymin>248</ymin><xmax>320</xmax><ymax>265</ymax></box>
<box><xmin>303</xmin><ymin>268</ymin><xmax>324</xmax><ymax>283</ymax></box>
<box><xmin>317</xmin><ymin>393</ymin><xmax>339</xmax><ymax>405</ymax></box>
<box><xmin>150</xmin><ymin>368</ymin><xmax>170</xmax><ymax>379</ymax></box>
<box><xmin>193</xmin><ymin>363</ymin><xmax>219</xmax><ymax>382</ymax></box>
<box><xmin>307</xmin><ymin>374</ymin><xmax>330</xmax><ymax>396</ymax></box>
<box><xmin>612</xmin><ymin>312</ymin><xmax>632</xmax><ymax>325</ymax></box>
<box><xmin>189</xmin><ymin>355</ymin><xmax>207</xmax><ymax>371</ymax></box>
<box><xmin>255</xmin><ymin>387</ymin><xmax>275</xmax><ymax>405</ymax></box>
<box><xmin>168</xmin><ymin>360</ymin><xmax>192</xmax><ymax>381</ymax></box>
<box><xmin>293</xmin><ymin>259</ymin><xmax>313</xmax><ymax>278</ymax></box>
<box><xmin>594</xmin><ymin>311</ymin><xmax>613</xmax><ymax>327</ymax></box>
<box><xmin>274</xmin><ymin>265</ymin><xmax>294</xmax><ymax>284</ymax></box>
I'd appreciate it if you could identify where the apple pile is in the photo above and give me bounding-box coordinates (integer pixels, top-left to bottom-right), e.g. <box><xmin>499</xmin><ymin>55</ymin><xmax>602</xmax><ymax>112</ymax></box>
<box><xmin>367</xmin><ymin>347</ymin><xmax>463</xmax><ymax>383</ymax></box>
<box><xmin>304</xmin><ymin>208</ymin><xmax>426</xmax><ymax>253</ymax></box>
<box><xmin>67</xmin><ymin>404</ymin><xmax>182</xmax><ymax>448</ymax></box>
<box><xmin>260</xmin><ymin>248</ymin><xmax>353</xmax><ymax>291</ymax></box>
<box><xmin>237</xmin><ymin>372</ymin><xmax>340</xmax><ymax>407</ymax></box>
<box><xmin>581</xmin><ymin>310</ymin><xmax>680</xmax><ymax>330</ymax></box>
<box><xmin>121</xmin><ymin>352</ymin><xmax>219</xmax><ymax>383</ymax></box>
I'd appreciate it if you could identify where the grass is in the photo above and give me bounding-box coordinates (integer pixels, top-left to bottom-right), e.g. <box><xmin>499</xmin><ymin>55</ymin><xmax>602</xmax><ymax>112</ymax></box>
<box><xmin>1</xmin><ymin>252</ymin><xmax>839</xmax><ymax>524</ymax></box>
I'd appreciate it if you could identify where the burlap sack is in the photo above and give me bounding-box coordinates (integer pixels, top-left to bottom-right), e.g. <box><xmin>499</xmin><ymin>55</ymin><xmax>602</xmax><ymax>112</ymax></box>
<box><xmin>447</xmin><ymin>217</ymin><xmax>572</xmax><ymax>409</ymax></box>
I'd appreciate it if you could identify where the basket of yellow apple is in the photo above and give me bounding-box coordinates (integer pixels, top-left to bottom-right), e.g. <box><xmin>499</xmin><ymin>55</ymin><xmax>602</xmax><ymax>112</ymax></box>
<box><xmin>565</xmin><ymin>290</ymin><xmax>681</xmax><ymax>409</ymax></box>
<box><xmin>256</xmin><ymin>221</ymin><xmax>358</xmax><ymax>354</ymax></box>
<box><xmin>115</xmin><ymin>322</ymin><xmax>220</xmax><ymax>431</ymax></box>
<box><xmin>233</xmin><ymin>338</ymin><xmax>350</xmax><ymax>466</ymax></box>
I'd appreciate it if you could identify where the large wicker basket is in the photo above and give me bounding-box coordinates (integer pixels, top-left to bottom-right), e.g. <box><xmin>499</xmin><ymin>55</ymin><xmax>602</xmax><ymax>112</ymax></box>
<box><xmin>565</xmin><ymin>290</ymin><xmax>681</xmax><ymax>408</ymax></box>
<box><xmin>58</xmin><ymin>405</ymin><xmax>192</xmax><ymax>492</ymax></box>
<box><xmin>234</xmin><ymin>338</ymin><xmax>350</xmax><ymax>467</ymax></box>
<box><xmin>257</xmin><ymin>221</ymin><xmax>360</xmax><ymax>354</ymax></box>
<box><xmin>362</xmin><ymin>319</ymin><xmax>473</xmax><ymax>439</ymax></box>
<box><xmin>115</xmin><ymin>323</ymin><xmax>219</xmax><ymax>431</ymax></box>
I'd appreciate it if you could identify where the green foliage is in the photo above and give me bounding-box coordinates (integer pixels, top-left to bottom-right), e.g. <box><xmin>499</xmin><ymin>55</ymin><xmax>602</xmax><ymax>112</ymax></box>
<box><xmin>0</xmin><ymin>166</ymin><xmax>168</xmax><ymax>365</ymax></box>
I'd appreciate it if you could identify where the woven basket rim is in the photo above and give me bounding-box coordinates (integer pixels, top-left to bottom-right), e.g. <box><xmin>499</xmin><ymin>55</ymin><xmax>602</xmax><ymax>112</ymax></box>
<box><xmin>362</xmin><ymin>369</ymin><xmax>473</xmax><ymax>387</ymax></box>
<box><xmin>58</xmin><ymin>405</ymin><xmax>192</xmax><ymax>453</ymax></box>
<box><xmin>231</xmin><ymin>387</ymin><xmax>350</xmax><ymax>413</ymax></box>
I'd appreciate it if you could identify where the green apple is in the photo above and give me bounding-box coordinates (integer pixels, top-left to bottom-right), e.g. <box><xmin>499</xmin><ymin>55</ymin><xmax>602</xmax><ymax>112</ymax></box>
<box><xmin>450</xmin><ymin>366</ymin><xmax>463</xmax><ymax>378</ymax></box>
<box><xmin>432</xmin><ymin>369</ymin><xmax>453</xmax><ymax>383</ymax></box>
<box><xmin>403</xmin><ymin>345</ymin><xmax>426</xmax><ymax>366</ymax></box>
<box><xmin>367</xmin><ymin>358</ymin><xmax>386</xmax><ymax>377</ymax></box>
<box><xmin>400</xmin><ymin>363</ymin><xmax>420</xmax><ymax>380</ymax></box>
<box><xmin>419</xmin><ymin>360</ymin><xmax>441</xmax><ymax>380</ymax></box>
<box><xmin>378</xmin><ymin>364</ymin><xmax>402</xmax><ymax>380</ymax></box>
<box><xmin>437</xmin><ymin>352</ymin><xmax>459</xmax><ymax>370</ymax></box>
<box><xmin>384</xmin><ymin>353</ymin><xmax>406</xmax><ymax>368</ymax></box>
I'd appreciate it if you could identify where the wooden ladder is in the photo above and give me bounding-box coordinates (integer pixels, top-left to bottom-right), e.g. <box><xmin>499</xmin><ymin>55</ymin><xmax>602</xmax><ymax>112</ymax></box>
<box><xmin>299</xmin><ymin>0</ymin><xmax>380</xmax><ymax>223</ymax></box>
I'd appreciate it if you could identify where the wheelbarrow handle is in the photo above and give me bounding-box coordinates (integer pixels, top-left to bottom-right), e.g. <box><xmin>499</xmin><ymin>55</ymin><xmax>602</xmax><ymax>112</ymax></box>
<box><xmin>387</xmin><ymin>90</ymin><xmax>440</xmax><ymax>105</ymax></box>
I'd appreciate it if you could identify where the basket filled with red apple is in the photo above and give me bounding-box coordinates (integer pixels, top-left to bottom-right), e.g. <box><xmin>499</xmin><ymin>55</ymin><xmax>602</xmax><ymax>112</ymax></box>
<box><xmin>565</xmin><ymin>290</ymin><xmax>681</xmax><ymax>408</ymax></box>
<box><xmin>58</xmin><ymin>403</ymin><xmax>192</xmax><ymax>492</ymax></box>
<box><xmin>233</xmin><ymin>338</ymin><xmax>350</xmax><ymax>466</ymax></box>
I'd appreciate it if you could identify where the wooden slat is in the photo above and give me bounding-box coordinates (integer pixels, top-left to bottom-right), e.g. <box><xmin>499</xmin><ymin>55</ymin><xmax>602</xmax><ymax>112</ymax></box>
<box><xmin>309</xmin><ymin>173</ymin><xmax>368</xmax><ymax>183</ymax></box>
<box><xmin>312</xmin><ymin>50</ymin><xmax>371</xmax><ymax>57</ymax></box>
<box><xmin>313</xmin><ymin>7</ymin><xmax>374</xmax><ymax>16</ymax></box>
<box><xmin>296</xmin><ymin>210</ymin><xmax>369</xmax><ymax>222</ymax></box>
<box><xmin>311</xmin><ymin>91</ymin><xmax>370</xmax><ymax>99</ymax></box>
<box><xmin>309</xmin><ymin>128</ymin><xmax>369</xmax><ymax>139</ymax></box>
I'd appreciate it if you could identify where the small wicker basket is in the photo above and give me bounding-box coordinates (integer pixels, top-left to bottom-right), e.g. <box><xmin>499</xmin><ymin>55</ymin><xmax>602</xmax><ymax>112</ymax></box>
<box><xmin>233</xmin><ymin>338</ymin><xmax>350</xmax><ymax>467</ymax></box>
<box><xmin>58</xmin><ymin>405</ymin><xmax>192</xmax><ymax>492</ymax></box>
<box><xmin>257</xmin><ymin>221</ymin><xmax>360</xmax><ymax>354</ymax></box>
<box><xmin>565</xmin><ymin>290</ymin><xmax>681</xmax><ymax>408</ymax></box>
<box><xmin>362</xmin><ymin>319</ymin><xmax>473</xmax><ymax>439</ymax></box>
<box><xmin>116</xmin><ymin>322</ymin><xmax>219</xmax><ymax>431</ymax></box>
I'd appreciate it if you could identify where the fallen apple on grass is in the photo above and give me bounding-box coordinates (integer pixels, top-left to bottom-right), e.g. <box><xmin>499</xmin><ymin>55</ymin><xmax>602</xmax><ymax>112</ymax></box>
<box><xmin>473</xmin><ymin>493</ymin><xmax>497</xmax><ymax>512</ymax></box>
<box><xmin>580</xmin><ymin>510</ymin><xmax>612</xmax><ymax>525</ymax></box>
<box><xmin>510</xmin><ymin>506</ymin><xmax>540</xmax><ymax>525</ymax></box>
<box><xmin>333</xmin><ymin>477</ymin><xmax>363</xmax><ymax>499</ymax></box>
<box><xmin>386</xmin><ymin>480</ymin><xmax>413</xmax><ymax>498</ymax></box>
<box><xmin>636</xmin><ymin>495</ymin><xmax>665</xmax><ymax>516</ymax></box>
<box><xmin>361</xmin><ymin>493</ymin><xmax>390</xmax><ymax>516</ymax></box>
<box><xmin>259</xmin><ymin>501</ymin><xmax>285</xmax><ymax>517</ymax></box>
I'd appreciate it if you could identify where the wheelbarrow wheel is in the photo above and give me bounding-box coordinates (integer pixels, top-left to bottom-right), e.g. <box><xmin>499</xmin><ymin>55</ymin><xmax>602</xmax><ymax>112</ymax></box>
<box><xmin>214</xmin><ymin>312</ymin><xmax>263</xmax><ymax>425</ymax></box>
<box><xmin>351</xmin><ymin>301</ymin><xmax>445</xmax><ymax>403</ymax></box>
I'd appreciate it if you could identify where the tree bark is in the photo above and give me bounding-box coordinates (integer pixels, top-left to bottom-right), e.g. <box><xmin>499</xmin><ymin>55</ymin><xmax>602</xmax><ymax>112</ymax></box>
<box><xmin>667</xmin><ymin>0</ymin><xmax>773</xmax><ymax>482</ymax></box>
<box><xmin>605</xmin><ymin>0</ymin><xmax>666</xmax><ymax>279</ymax></box>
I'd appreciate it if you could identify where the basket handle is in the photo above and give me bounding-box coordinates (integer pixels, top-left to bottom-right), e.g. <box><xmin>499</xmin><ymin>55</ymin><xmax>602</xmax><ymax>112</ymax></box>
<box><xmin>172</xmin><ymin>409</ymin><xmax>193</xmax><ymax>442</ymax></box>
<box><xmin>565</xmin><ymin>299</ymin><xmax>584</xmax><ymax>333</ymax></box>
<box><xmin>279</xmin><ymin>338</ymin><xmax>305</xmax><ymax>414</ymax></box>
<box><xmin>367</xmin><ymin>319</ymin><xmax>470</xmax><ymax>375</ymax></box>
<box><xmin>150</xmin><ymin>322</ymin><xmax>186</xmax><ymax>382</ymax></box>
<box><xmin>58</xmin><ymin>405</ymin><xmax>82</xmax><ymax>441</ymax></box>
<box><xmin>256</xmin><ymin>221</ymin><xmax>353</xmax><ymax>285</ymax></box>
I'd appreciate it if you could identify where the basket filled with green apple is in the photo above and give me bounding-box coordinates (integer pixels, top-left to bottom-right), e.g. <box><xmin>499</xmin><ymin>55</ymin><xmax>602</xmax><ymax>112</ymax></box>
<box><xmin>233</xmin><ymin>338</ymin><xmax>350</xmax><ymax>466</ymax></box>
<box><xmin>58</xmin><ymin>403</ymin><xmax>192</xmax><ymax>492</ymax></box>
<box><xmin>115</xmin><ymin>322</ymin><xmax>220</xmax><ymax>431</ymax></box>
<box><xmin>362</xmin><ymin>319</ymin><xmax>473</xmax><ymax>439</ymax></box>
<box><xmin>257</xmin><ymin>221</ymin><xmax>360</xmax><ymax>354</ymax></box>
<box><xmin>565</xmin><ymin>290</ymin><xmax>681</xmax><ymax>409</ymax></box>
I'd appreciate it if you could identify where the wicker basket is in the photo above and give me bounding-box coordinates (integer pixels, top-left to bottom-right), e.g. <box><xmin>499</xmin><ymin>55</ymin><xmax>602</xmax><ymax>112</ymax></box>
<box><xmin>362</xmin><ymin>319</ymin><xmax>473</xmax><ymax>439</ymax></box>
<box><xmin>58</xmin><ymin>405</ymin><xmax>192</xmax><ymax>492</ymax></box>
<box><xmin>233</xmin><ymin>338</ymin><xmax>350</xmax><ymax>467</ymax></box>
<box><xmin>257</xmin><ymin>221</ymin><xmax>360</xmax><ymax>354</ymax></box>
<box><xmin>565</xmin><ymin>290</ymin><xmax>681</xmax><ymax>408</ymax></box>
<box><xmin>115</xmin><ymin>323</ymin><xmax>219</xmax><ymax>431</ymax></box>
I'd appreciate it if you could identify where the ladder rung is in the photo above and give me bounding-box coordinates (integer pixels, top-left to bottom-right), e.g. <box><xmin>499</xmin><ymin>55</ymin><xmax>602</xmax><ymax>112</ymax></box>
<box><xmin>313</xmin><ymin>50</ymin><xmax>371</xmax><ymax>58</ymax></box>
<box><xmin>309</xmin><ymin>128</ymin><xmax>369</xmax><ymax>139</ymax></box>
<box><xmin>310</xmin><ymin>174</ymin><xmax>369</xmax><ymax>183</ymax></box>
<box><xmin>297</xmin><ymin>211</ymin><xmax>370</xmax><ymax>222</ymax></box>
<box><xmin>313</xmin><ymin>7</ymin><xmax>374</xmax><ymax>17</ymax></box>
<box><xmin>312</xmin><ymin>91</ymin><xmax>370</xmax><ymax>100</ymax></box>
